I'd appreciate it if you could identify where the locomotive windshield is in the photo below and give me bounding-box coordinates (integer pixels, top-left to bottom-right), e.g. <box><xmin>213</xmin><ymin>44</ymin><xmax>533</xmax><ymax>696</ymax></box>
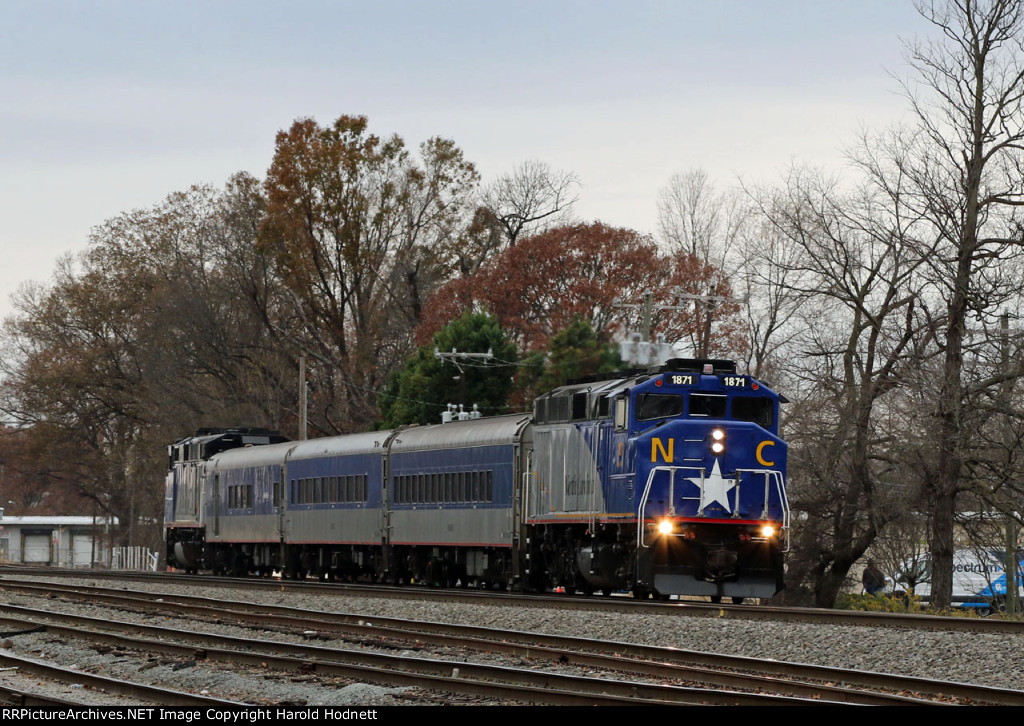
<box><xmin>731</xmin><ymin>397</ymin><xmax>773</xmax><ymax>427</ymax></box>
<box><xmin>689</xmin><ymin>393</ymin><xmax>726</xmax><ymax>417</ymax></box>
<box><xmin>636</xmin><ymin>393</ymin><xmax>685</xmax><ymax>421</ymax></box>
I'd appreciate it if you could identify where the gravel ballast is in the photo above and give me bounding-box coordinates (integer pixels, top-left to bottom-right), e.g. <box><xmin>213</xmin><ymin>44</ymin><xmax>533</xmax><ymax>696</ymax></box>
<box><xmin>3</xmin><ymin>575</ymin><xmax>1023</xmax><ymax>703</ymax></box>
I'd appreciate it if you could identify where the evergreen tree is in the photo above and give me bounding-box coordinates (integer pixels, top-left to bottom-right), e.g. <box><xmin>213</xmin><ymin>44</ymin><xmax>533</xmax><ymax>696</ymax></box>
<box><xmin>516</xmin><ymin>317</ymin><xmax>623</xmax><ymax>404</ymax></box>
<box><xmin>380</xmin><ymin>312</ymin><xmax>518</xmax><ymax>427</ymax></box>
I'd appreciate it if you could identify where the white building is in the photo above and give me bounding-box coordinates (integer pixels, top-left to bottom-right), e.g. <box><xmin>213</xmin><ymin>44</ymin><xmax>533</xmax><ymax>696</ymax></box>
<box><xmin>0</xmin><ymin>514</ymin><xmax>117</xmax><ymax>567</ymax></box>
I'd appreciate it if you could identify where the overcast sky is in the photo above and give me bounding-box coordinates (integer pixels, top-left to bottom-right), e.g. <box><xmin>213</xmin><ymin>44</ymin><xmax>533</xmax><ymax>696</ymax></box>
<box><xmin>0</xmin><ymin>1</ymin><xmax>928</xmax><ymax>320</ymax></box>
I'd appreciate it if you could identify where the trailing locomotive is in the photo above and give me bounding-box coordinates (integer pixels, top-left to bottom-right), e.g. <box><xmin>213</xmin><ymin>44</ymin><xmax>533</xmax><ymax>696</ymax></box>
<box><xmin>164</xmin><ymin>358</ymin><xmax>789</xmax><ymax>600</ymax></box>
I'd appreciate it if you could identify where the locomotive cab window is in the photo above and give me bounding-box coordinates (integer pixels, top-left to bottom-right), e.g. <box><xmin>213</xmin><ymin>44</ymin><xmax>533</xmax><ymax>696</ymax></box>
<box><xmin>689</xmin><ymin>393</ymin><xmax>727</xmax><ymax>417</ymax></box>
<box><xmin>614</xmin><ymin>397</ymin><xmax>628</xmax><ymax>430</ymax></box>
<box><xmin>731</xmin><ymin>397</ymin><xmax>773</xmax><ymax>428</ymax></box>
<box><xmin>636</xmin><ymin>393</ymin><xmax>685</xmax><ymax>421</ymax></box>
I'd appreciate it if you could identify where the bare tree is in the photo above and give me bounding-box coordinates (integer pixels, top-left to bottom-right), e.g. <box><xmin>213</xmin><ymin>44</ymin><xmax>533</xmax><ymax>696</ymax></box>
<box><xmin>654</xmin><ymin>170</ymin><xmax>755</xmax><ymax>363</ymax></box>
<box><xmin>479</xmin><ymin>160</ymin><xmax>579</xmax><ymax>249</ymax></box>
<box><xmin>733</xmin><ymin>215</ymin><xmax>807</xmax><ymax>381</ymax></box>
<box><xmin>876</xmin><ymin>0</ymin><xmax>1024</xmax><ymax>608</ymax></box>
<box><xmin>657</xmin><ymin>168</ymin><xmax>748</xmax><ymax>275</ymax></box>
<box><xmin>755</xmin><ymin>166</ymin><xmax>932</xmax><ymax>607</ymax></box>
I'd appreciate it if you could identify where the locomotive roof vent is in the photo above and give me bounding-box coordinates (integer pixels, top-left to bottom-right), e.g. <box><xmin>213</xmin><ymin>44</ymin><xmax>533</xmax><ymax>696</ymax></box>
<box><xmin>193</xmin><ymin>426</ymin><xmax>283</xmax><ymax>437</ymax></box>
<box><xmin>655</xmin><ymin>358</ymin><xmax>737</xmax><ymax>375</ymax></box>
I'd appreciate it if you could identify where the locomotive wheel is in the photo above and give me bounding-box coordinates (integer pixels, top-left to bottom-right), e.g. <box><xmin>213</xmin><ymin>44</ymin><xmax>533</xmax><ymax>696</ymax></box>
<box><xmin>731</xmin><ymin>597</ymin><xmax>745</xmax><ymax>605</ymax></box>
<box><xmin>632</xmin><ymin>586</ymin><xmax>649</xmax><ymax>600</ymax></box>
<box><xmin>710</xmin><ymin>595</ymin><xmax>722</xmax><ymax>604</ymax></box>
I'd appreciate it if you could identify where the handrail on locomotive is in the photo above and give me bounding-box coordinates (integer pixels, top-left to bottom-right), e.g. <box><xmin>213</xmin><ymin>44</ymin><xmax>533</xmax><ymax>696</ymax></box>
<box><xmin>637</xmin><ymin>465</ymin><xmax>790</xmax><ymax>551</ymax></box>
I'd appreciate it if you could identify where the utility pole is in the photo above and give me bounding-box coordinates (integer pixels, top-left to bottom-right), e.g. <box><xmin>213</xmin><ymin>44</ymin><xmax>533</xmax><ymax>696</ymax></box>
<box><xmin>299</xmin><ymin>354</ymin><xmax>308</xmax><ymax>441</ymax></box>
<box><xmin>672</xmin><ymin>285</ymin><xmax>729</xmax><ymax>358</ymax></box>
<box><xmin>613</xmin><ymin>290</ymin><xmax>657</xmax><ymax>342</ymax></box>
<box><xmin>1000</xmin><ymin>312</ymin><xmax>1019</xmax><ymax>615</ymax></box>
<box><xmin>434</xmin><ymin>348</ymin><xmax>493</xmax><ymax>417</ymax></box>
<box><xmin>613</xmin><ymin>287</ymin><xmax>730</xmax><ymax>366</ymax></box>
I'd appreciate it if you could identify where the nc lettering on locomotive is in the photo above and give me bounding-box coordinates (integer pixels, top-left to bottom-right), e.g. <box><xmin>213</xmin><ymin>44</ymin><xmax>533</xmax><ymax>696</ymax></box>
<box><xmin>651</xmin><ymin>437</ymin><xmax>674</xmax><ymax>463</ymax></box>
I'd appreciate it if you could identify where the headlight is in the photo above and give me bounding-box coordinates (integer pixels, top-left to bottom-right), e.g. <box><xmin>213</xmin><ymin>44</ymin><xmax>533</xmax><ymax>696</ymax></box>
<box><xmin>710</xmin><ymin>428</ymin><xmax>726</xmax><ymax>455</ymax></box>
<box><xmin>657</xmin><ymin>519</ymin><xmax>674</xmax><ymax>535</ymax></box>
<box><xmin>761</xmin><ymin>525</ymin><xmax>775</xmax><ymax>538</ymax></box>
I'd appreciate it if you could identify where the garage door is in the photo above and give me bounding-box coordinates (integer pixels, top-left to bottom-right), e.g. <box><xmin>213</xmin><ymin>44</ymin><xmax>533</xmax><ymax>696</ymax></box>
<box><xmin>23</xmin><ymin>533</ymin><xmax>51</xmax><ymax>563</ymax></box>
<box><xmin>72</xmin><ymin>535</ymin><xmax>94</xmax><ymax>567</ymax></box>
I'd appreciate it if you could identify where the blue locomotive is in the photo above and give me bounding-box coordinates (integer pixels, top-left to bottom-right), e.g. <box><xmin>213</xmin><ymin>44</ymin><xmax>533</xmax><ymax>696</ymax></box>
<box><xmin>164</xmin><ymin>358</ymin><xmax>788</xmax><ymax>600</ymax></box>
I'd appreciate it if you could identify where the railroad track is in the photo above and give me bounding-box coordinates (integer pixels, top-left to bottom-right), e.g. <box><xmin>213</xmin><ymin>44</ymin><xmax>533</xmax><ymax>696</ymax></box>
<box><xmin>3</xmin><ymin>564</ymin><xmax>1023</xmax><ymax>633</ymax></box>
<box><xmin>3</xmin><ymin>576</ymin><xmax>1021</xmax><ymax>705</ymax></box>
<box><xmin>0</xmin><ymin>599</ymin><xmax>815</xmax><ymax>705</ymax></box>
<box><xmin>0</xmin><ymin>640</ymin><xmax>246</xmax><ymax>707</ymax></box>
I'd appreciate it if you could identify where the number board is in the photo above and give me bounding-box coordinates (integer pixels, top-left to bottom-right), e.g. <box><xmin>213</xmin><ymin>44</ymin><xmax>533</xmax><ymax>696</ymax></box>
<box><xmin>721</xmin><ymin>375</ymin><xmax>747</xmax><ymax>388</ymax></box>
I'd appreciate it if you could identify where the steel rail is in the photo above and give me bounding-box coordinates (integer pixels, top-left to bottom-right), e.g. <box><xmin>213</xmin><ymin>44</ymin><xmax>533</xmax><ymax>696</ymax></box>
<box><xmin>0</xmin><ymin>606</ymin><xmax>821</xmax><ymax>707</ymax></box>
<box><xmin>4</xmin><ymin>564</ymin><xmax>1022</xmax><ymax>634</ymax></box>
<box><xmin>0</xmin><ymin>648</ymin><xmax>244</xmax><ymax>707</ymax></box>
<box><xmin>0</xmin><ymin>684</ymin><xmax>84</xmax><ymax>707</ymax></box>
<box><xmin>4</xmin><ymin>580</ymin><xmax>1015</xmax><ymax>705</ymax></box>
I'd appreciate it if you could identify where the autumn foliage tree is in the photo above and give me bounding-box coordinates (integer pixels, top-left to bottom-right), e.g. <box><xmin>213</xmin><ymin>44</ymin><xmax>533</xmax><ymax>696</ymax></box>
<box><xmin>0</xmin><ymin>178</ymin><xmax>300</xmax><ymax>546</ymax></box>
<box><xmin>0</xmin><ymin>248</ymin><xmax>168</xmax><ymax>546</ymax></box>
<box><xmin>418</xmin><ymin>222</ymin><xmax>746</xmax><ymax>359</ymax></box>
<box><xmin>260</xmin><ymin>115</ymin><xmax>480</xmax><ymax>431</ymax></box>
<box><xmin>0</xmin><ymin>426</ymin><xmax>94</xmax><ymax>514</ymax></box>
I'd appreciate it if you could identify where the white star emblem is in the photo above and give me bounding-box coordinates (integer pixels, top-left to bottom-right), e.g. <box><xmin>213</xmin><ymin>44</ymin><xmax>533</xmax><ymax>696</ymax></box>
<box><xmin>688</xmin><ymin>459</ymin><xmax>735</xmax><ymax>513</ymax></box>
